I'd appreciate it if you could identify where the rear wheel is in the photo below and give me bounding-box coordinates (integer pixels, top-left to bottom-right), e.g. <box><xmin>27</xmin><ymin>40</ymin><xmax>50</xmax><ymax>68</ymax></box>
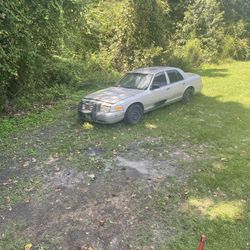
<box><xmin>124</xmin><ymin>104</ymin><xmax>143</xmax><ymax>125</ymax></box>
<box><xmin>182</xmin><ymin>87</ymin><xmax>194</xmax><ymax>104</ymax></box>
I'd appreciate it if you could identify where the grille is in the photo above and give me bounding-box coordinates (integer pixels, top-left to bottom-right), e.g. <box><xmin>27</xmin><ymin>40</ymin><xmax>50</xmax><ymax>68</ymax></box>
<box><xmin>82</xmin><ymin>101</ymin><xmax>95</xmax><ymax>111</ymax></box>
<box><xmin>81</xmin><ymin>101</ymin><xmax>102</xmax><ymax>112</ymax></box>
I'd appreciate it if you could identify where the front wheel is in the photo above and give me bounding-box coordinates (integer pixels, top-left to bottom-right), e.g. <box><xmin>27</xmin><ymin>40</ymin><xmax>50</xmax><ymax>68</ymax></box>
<box><xmin>124</xmin><ymin>104</ymin><xmax>143</xmax><ymax>125</ymax></box>
<box><xmin>182</xmin><ymin>88</ymin><xmax>194</xmax><ymax>104</ymax></box>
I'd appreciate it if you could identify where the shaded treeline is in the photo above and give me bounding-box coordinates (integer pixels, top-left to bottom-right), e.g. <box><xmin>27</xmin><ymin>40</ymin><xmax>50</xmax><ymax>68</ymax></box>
<box><xmin>0</xmin><ymin>0</ymin><xmax>249</xmax><ymax>112</ymax></box>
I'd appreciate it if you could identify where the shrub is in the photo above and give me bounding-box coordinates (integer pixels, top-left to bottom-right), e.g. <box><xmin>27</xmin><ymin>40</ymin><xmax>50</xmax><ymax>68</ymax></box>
<box><xmin>166</xmin><ymin>55</ymin><xmax>193</xmax><ymax>72</ymax></box>
<box><xmin>87</xmin><ymin>49</ymin><xmax>120</xmax><ymax>83</ymax></box>
<box><xmin>184</xmin><ymin>39</ymin><xmax>203</xmax><ymax>67</ymax></box>
<box><xmin>8</xmin><ymin>84</ymin><xmax>70</xmax><ymax>113</ymax></box>
<box><xmin>233</xmin><ymin>38</ymin><xmax>250</xmax><ymax>60</ymax></box>
<box><xmin>133</xmin><ymin>46</ymin><xmax>164</xmax><ymax>69</ymax></box>
<box><xmin>221</xmin><ymin>35</ymin><xmax>235</xmax><ymax>59</ymax></box>
<box><xmin>221</xmin><ymin>36</ymin><xmax>250</xmax><ymax>60</ymax></box>
<box><xmin>44</xmin><ymin>56</ymin><xmax>87</xmax><ymax>86</ymax></box>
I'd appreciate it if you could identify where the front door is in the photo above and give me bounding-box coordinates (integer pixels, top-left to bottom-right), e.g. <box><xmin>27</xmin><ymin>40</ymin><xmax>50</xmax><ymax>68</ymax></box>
<box><xmin>142</xmin><ymin>72</ymin><xmax>169</xmax><ymax>111</ymax></box>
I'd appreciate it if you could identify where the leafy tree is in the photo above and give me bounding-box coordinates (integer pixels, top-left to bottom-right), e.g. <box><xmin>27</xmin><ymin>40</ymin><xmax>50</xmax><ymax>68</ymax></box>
<box><xmin>111</xmin><ymin>0</ymin><xmax>170</xmax><ymax>71</ymax></box>
<box><xmin>0</xmin><ymin>0</ymin><xmax>63</xmax><ymax>108</ymax></box>
<box><xmin>219</xmin><ymin>0</ymin><xmax>250</xmax><ymax>60</ymax></box>
<box><xmin>179</xmin><ymin>0</ymin><xmax>225</xmax><ymax>61</ymax></box>
<box><xmin>168</xmin><ymin>0</ymin><xmax>189</xmax><ymax>28</ymax></box>
<box><xmin>219</xmin><ymin>0</ymin><xmax>250</xmax><ymax>29</ymax></box>
<box><xmin>1</xmin><ymin>0</ymin><xmax>250</xmax><ymax>112</ymax></box>
<box><xmin>0</xmin><ymin>0</ymin><xmax>90</xmax><ymax>110</ymax></box>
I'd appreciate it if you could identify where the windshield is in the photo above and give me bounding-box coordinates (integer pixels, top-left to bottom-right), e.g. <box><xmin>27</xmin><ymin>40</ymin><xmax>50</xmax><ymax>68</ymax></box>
<box><xmin>117</xmin><ymin>73</ymin><xmax>153</xmax><ymax>90</ymax></box>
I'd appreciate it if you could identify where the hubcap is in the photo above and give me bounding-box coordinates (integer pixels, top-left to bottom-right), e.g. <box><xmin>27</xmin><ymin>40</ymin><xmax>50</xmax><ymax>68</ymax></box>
<box><xmin>132</xmin><ymin>110</ymin><xmax>140</xmax><ymax>121</ymax></box>
<box><xmin>185</xmin><ymin>90</ymin><xmax>193</xmax><ymax>102</ymax></box>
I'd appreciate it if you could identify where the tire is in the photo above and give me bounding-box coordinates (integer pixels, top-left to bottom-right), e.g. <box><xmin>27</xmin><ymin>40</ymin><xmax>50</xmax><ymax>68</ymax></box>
<box><xmin>124</xmin><ymin>104</ymin><xmax>143</xmax><ymax>125</ymax></box>
<box><xmin>182</xmin><ymin>87</ymin><xmax>194</xmax><ymax>104</ymax></box>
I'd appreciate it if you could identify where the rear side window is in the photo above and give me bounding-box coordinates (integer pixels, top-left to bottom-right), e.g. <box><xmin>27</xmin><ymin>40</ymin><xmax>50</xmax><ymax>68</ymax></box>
<box><xmin>167</xmin><ymin>70</ymin><xmax>184</xmax><ymax>83</ymax></box>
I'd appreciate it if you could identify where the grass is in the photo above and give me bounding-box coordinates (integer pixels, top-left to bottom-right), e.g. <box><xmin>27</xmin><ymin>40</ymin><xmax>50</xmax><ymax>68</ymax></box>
<box><xmin>164</xmin><ymin>61</ymin><xmax>250</xmax><ymax>249</ymax></box>
<box><xmin>0</xmin><ymin>178</ymin><xmax>41</xmax><ymax>210</ymax></box>
<box><xmin>0</xmin><ymin>60</ymin><xmax>250</xmax><ymax>249</ymax></box>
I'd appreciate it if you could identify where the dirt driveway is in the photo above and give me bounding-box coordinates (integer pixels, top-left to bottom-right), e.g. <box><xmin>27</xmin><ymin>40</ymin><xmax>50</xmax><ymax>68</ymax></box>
<box><xmin>0</xmin><ymin>114</ymin><xmax>206</xmax><ymax>250</ymax></box>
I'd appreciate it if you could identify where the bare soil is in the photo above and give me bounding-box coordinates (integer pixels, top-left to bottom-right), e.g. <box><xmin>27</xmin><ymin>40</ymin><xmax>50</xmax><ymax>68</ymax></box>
<box><xmin>0</xmin><ymin>121</ymin><xmax>206</xmax><ymax>250</ymax></box>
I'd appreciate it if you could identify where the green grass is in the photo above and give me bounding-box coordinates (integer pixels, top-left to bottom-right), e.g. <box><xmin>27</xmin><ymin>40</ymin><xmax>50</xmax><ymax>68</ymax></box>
<box><xmin>163</xmin><ymin>61</ymin><xmax>250</xmax><ymax>249</ymax></box>
<box><xmin>0</xmin><ymin>61</ymin><xmax>250</xmax><ymax>249</ymax></box>
<box><xmin>0</xmin><ymin>178</ymin><xmax>41</xmax><ymax>210</ymax></box>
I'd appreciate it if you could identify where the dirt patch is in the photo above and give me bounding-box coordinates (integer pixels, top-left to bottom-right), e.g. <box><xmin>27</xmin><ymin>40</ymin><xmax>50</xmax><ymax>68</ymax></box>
<box><xmin>104</xmin><ymin>138</ymin><xmax>192</xmax><ymax>182</ymax></box>
<box><xmin>84</xmin><ymin>146</ymin><xmax>104</xmax><ymax>157</ymax></box>
<box><xmin>110</xmin><ymin>155</ymin><xmax>187</xmax><ymax>181</ymax></box>
<box><xmin>0</xmin><ymin>135</ymin><xmax>203</xmax><ymax>249</ymax></box>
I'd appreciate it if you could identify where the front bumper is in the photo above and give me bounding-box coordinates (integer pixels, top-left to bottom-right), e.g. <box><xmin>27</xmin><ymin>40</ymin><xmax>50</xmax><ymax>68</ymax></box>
<box><xmin>78</xmin><ymin>102</ymin><xmax>125</xmax><ymax>124</ymax></box>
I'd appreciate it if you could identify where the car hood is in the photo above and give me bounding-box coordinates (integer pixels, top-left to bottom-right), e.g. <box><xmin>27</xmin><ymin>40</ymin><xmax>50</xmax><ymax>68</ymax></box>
<box><xmin>84</xmin><ymin>87</ymin><xmax>142</xmax><ymax>104</ymax></box>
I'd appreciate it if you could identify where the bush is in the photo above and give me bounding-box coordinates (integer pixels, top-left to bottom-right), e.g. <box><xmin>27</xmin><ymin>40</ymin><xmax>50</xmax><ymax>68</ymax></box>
<box><xmin>166</xmin><ymin>55</ymin><xmax>193</xmax><ymax>72</ymax></box>
<box><xmin>184</xmin><ymin>39</ymin><xmax>203</xmax><ymax>67</ymax></box>
<box><xmin>87</xmin><ymin>49</ymin><xmax>120</xmax><ymax>83</ymax></box>
<box><xmin>133</xmin><ymin>46</ymin><xmax>164</xmax><ymax>69</ymax></box>
<box><xmin>221</xmin><ymin>35</ymin><xmax>235</xmax><ymax>59</ymax></box>
<box><xmin>222</xmin><ymin>36</ymin><xmax>250</xmax><ymax>60</ymax></box>
<box><xmin>221</xmin><ymin>21</ymin><xmax>250</xmax><ymax>60</ymax></box>
<box><xmin>6</xmin><ymin>84</ymin><xmax>71</xmax><ymax>114</ymax></box>
<box><xmin>44</xmin><ymin>56</ymin><xmax>87</xmax><ymax>86</ymax></box>
<box><xmin>166</xmin><ymin>39</ymin><xmax>200</xmax><ymax>71</ymax></box>
<box><xmin>233</xmin><ymin>38</ymin><xmax>250</xmax><ymax>60</ymax></box>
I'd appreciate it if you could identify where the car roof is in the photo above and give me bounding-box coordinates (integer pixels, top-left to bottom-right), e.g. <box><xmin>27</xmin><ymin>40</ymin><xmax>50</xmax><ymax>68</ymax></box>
<box><xmin>131</xmin><ymin>66</ymin><xmax>179</xmax><ymax>75</ymax></box>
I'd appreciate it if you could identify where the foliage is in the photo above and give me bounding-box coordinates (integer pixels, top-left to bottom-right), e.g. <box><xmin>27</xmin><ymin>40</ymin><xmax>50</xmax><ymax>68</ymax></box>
<box><xmin>179</xmin><ymin>0</ymin><xmax>225</xmax><ymax>61</ymax></box>
<box><xmin>0</xmin><ymin>0</ymin><xmax>64</xmax><ymax>108</ymax></box>
<box><xmin>0</xmin><ymin>0</ymin><xmax>90</xmax><ymax>112</ymax></box>
<box><xmin>44</xmin><ymin>56</ymin><xmax>87</xmax><ymax>86</ymax></box>
<box><xmin>166</xmin><ymin>55</ymin><xmax>193</xmax><ymax>72</ymax></box>
<box><xmin>86</xmin><ymin>49</ymin><xmax>120</xmax><ymax>82</ymax></box>
<box><xmin>0</xmin><ymin>0</ymin><xmax>250</xmax><ymax>112</ymax></box>
<box><xmin>222</xmin><ymin>35</ymin><xmax>250</xmax><ymax>61</ymax></box>
<box><xmin>183</xmin><ymin>38</ymin><xmax>203</xmax><ymax>67</ymax></box>
<box><xmin>109</xmin><ymin>0</ymin><xmax>170</xmax><ymax>71</ymax></box>
<box><xmin>1</xmin><ymin>61</ymin><xmax>250</xmax><ymax>249</ymax></box>
<box><xmin>219</xmin><ymin>0</ymin><xmax>250</xmax><ymax>33</ymax></box>
<box><xmin>133</xmin><ymin>46</ymin><xmax>164</xmax><ymax>68</ymax></box>
<box><xmin>222</xmin><ymin>21</ymin><xmax>250</xmax><ymax>60</ymax></box>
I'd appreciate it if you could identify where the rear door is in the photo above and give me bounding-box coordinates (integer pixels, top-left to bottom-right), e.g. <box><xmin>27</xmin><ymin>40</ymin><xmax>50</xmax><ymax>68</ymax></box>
<box><xmin>166</xmin><ymin>70</ymin><xmax>186</xmax><ymax>102</ymax></box>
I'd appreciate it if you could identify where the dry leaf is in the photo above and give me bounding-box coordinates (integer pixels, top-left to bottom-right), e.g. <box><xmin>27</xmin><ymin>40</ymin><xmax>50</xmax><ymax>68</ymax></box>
<box><xmin>99</xmin><ymin>219</ymin><xmax>105</xmax><ymax>226</ymax></box>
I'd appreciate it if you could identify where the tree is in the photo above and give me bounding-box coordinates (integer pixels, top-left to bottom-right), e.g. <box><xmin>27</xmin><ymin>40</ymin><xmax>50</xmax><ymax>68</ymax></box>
<box><xmin>0</xmin><ymin>0</ymin><xmax>63</xmax><ymax>108</ymax></box>
<box><xmin>111</xmin><ymin>0</ymin><xmax>170</xmax><ymax>71</ymax></box>
<box><xmin>0</xmin><ymin>0</ymin><xmax>90</xmax><ymax>110</ymax></box>
<box><xmin>219</xmin><ymin>0</ymin><xmax>250</xmax><ymax>30</ymax></box>
<box><xmin>179</xmin><ymin>0</ymin><xmax>225</xmax><ymax>61</ymax></box>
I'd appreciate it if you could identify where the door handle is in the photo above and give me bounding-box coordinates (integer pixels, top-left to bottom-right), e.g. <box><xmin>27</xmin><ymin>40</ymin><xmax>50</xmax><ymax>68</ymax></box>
<box><xmin>166</xmin><ymin>88</ymin><xmax>170</xmax><ymax>90</ymax></box>
<box><xmin>183</xmin><ymin>82</ymin><xmax>186</xmax><ymax>85</ymax></box>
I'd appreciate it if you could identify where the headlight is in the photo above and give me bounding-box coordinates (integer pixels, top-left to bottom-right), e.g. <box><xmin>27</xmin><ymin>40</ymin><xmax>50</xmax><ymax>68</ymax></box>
<box><xmin>100</xmin><ymin>104</ymin><xmax>111</xmax><ymax>113</ymax></box>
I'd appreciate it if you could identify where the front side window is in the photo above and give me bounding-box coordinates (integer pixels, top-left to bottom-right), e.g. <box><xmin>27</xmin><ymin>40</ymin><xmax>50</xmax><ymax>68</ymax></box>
<box><xmin>117</xmin><ymin>73</ymin><xmax>153</xmax><ymax>90</ymax></box>
<box><xmin>151</xmin><ymin>73</ymin><xmax>167</xmax><ymax>89</ymax></box>
<box><xmin>167</xmin><ymin>70</ymin><xmax>184</xmax><ymax>84</ymax></box>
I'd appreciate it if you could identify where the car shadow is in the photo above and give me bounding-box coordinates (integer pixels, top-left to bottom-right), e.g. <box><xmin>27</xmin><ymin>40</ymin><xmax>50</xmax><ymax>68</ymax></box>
<box><xmin>198</xmin><ymin>68</ymin><xmax>230</xmax><ymax>78</ymax></box>
<box><xmin>95</xmin><ymin>93</ymin><xmax>250</xmax><ymax>139</ymax></box>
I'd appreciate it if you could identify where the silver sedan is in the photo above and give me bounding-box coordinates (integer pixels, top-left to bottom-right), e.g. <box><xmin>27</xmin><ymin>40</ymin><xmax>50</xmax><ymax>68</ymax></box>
<box><xmin>78</xmin><ymin>67</ymin><xmax>202</xmax><ymax>124</ymax></box>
